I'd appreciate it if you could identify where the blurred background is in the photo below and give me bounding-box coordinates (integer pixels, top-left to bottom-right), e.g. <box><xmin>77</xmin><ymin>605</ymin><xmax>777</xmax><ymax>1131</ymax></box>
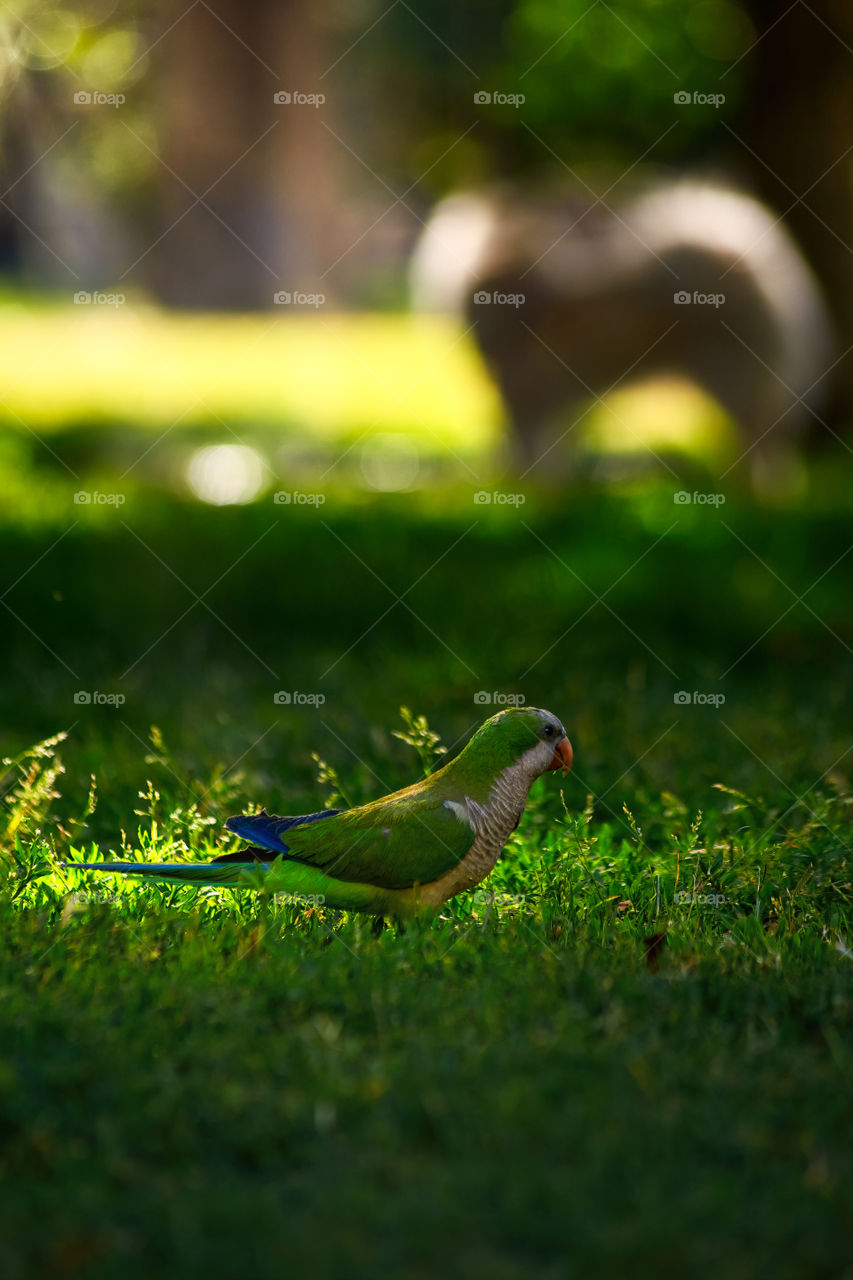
<box><xmin>0</xmin><ymin>0</ymin><xmax>851</xmax><ymax>844</ymax></box>
<box><xmin>4</xmin><ymin>11</ymin><xmax>853</xmax><ymax>1276</ymax></box>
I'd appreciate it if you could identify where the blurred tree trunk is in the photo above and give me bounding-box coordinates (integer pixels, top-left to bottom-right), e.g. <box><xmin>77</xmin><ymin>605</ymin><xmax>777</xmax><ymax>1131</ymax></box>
<box><xmin>150</xmin><ymin>0</ymin><xmax>343</xmax><ymax>308</ymax></box>
<box><xmin>740</xmin><ymin>0</ymin><xmax>853</xmax><ymax>427</ymax></box>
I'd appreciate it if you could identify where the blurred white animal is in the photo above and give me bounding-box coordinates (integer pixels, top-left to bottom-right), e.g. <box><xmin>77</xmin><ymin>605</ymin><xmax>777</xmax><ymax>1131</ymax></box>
<box><xmin>411</xmin><ymin>182</ymin><xmax>835</xmax><ymax>475</ymax></box>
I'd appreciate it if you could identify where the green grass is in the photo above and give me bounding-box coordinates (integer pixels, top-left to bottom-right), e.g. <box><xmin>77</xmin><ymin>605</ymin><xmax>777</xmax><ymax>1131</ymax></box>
<box><xmin>1</xmin><ymin>405</ymin><xmax>853</xmax><ymax>1276</ymax></box>
<box><xmin>3</xmin><ymin>898</ymin><xmax>852</xmax><ymax>1279</ymax></box>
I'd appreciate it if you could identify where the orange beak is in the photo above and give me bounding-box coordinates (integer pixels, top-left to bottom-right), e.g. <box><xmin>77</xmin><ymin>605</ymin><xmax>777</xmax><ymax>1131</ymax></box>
<box><xmin>546</xmin><ymin>736</ymin><xmax>573</xmax><ymax>776</ymax></box>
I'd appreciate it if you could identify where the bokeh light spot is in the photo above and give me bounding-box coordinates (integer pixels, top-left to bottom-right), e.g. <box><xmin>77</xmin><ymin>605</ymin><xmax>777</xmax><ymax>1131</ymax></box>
<box><xmin>186</xmin><ymin>444</ymin><xmax>266</xmax><ymax>506</ymax></box>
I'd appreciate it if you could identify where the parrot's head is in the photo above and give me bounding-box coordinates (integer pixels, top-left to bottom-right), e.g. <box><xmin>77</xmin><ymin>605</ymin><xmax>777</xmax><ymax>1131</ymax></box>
<box><xmin>463</xmin><ymin>706</ymin><xmax>573</xmax><ymax>782</ymax></box>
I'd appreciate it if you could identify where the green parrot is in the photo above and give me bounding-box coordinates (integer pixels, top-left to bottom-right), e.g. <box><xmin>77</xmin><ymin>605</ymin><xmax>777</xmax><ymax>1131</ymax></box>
<box><xmin>70</xmin><ymin>708</ymin><xmax>572</xmax><ymax>916</ymax></box>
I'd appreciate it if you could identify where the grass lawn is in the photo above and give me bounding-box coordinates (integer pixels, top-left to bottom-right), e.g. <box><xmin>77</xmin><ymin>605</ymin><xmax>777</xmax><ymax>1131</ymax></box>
<box><xmin>1</xmin><ymin>317</ymin><xmax>852</xmax><ymax>1277</ymax></box>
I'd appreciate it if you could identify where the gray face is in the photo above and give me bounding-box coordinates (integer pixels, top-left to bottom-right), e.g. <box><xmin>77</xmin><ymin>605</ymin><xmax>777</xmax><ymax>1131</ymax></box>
<box><xmin>537</xmin><ymin>715</ymin><xmax>565</xmax><ymax>746</ymax></box>
<box><xmin>510</xmin><ymin>710</ymin><xmax>570</xmax><ymax>781</ymax></box>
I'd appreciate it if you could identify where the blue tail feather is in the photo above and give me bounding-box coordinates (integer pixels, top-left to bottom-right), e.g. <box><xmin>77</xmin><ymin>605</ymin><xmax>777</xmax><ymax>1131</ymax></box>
<box><xmin>224</xmin><ymin>808</ymin><xmax>343</xmax><ymax>854</ymax></box>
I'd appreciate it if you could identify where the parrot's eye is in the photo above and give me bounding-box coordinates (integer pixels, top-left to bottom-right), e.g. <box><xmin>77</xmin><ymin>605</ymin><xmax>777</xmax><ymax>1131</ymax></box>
<box><xmin>543</xmin><ymin>725</ymin><xmax>555</xmax><ymax>738</ymax></box>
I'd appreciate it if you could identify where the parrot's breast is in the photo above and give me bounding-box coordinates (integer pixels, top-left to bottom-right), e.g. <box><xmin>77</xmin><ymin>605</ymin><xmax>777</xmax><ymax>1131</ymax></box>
<box><xmin>407</xmin><ymin>762</ymin><xmax>533</xmax><ymax>908</ymax></box>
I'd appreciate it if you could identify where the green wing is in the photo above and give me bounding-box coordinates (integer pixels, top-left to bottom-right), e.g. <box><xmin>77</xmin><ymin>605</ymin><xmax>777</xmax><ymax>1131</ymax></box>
<box><xmin>284</xmin><ymin>795</ymin><xmax>476</xmax><ymax>890</ymax></box>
